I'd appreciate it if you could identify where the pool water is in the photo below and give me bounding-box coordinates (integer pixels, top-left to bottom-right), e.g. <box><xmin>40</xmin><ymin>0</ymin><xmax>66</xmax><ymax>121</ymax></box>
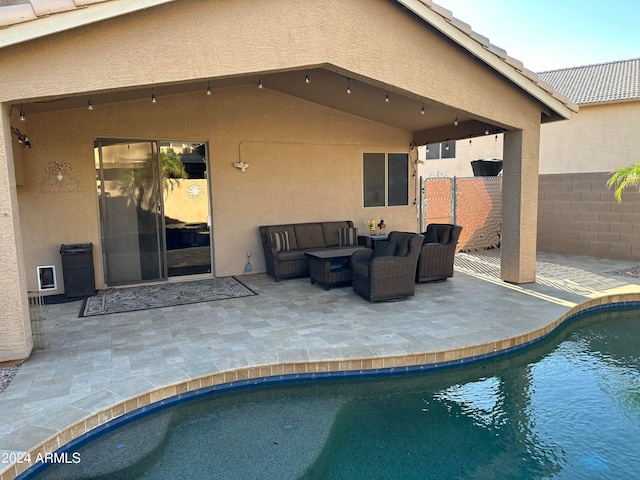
<box><xmin>32</xmin><ymin>307</ymin><xmax>640</xmax><ymax>479</ymax></box>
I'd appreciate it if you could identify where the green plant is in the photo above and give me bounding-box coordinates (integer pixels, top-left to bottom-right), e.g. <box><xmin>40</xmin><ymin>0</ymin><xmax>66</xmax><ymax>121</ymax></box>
<box><xmin>606</xmin><ymin>163</ymin><xmax>640</xmax><ymax>203</ymax></box>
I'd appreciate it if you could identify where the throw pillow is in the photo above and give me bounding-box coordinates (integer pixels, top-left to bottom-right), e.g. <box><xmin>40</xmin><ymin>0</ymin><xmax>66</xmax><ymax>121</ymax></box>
<box><xmin>423</xmin><ymin>226</ymin><xmax>439</xmax><ymax>244</ymax></box>
<box><xmin>269</xmin><ymin>231</ymin><xmax>290</xmax><ymax>252</ymax></box>
<box><xmin>373</xmin><ymin>240</ymin><xmax>397</xmax><ymax>258</ymax></box>
<box><xmin>338</xmin><ymin>227</ymin><xmax>358</xmax><ymax>246</ymax></box>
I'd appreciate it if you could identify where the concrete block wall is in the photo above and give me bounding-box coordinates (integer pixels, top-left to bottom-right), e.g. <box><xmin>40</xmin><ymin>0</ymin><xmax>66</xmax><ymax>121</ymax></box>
<box><xmin>537</xmin><ymin>172</ymin><xmax>640</xmax><ymax>260</ymax></box>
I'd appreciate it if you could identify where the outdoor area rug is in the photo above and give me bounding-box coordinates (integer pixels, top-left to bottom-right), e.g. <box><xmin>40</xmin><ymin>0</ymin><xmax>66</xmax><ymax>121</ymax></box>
<box><xmin>82</xmin><ymin>277</ymin><xmax>256</xmax><ymax>317</ymax></box>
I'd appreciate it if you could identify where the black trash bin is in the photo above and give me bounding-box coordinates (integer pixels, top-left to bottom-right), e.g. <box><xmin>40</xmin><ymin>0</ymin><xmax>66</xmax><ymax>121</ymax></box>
<box><xmin>60</xmin><ymin>243</ymin><xmax>96</xmax><ymax>300</ymax></box>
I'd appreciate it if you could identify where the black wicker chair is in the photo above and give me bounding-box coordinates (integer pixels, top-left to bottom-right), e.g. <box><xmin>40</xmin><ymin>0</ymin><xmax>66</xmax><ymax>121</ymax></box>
<box><xmin>416</xmin><ymin>224</ymin><xmax>462</xmax><ymax>282</ymax></box>
<box><xmin>351</xmin><ymin>231</ymin><xmax>424</xmax><ymax>302</ymax></box>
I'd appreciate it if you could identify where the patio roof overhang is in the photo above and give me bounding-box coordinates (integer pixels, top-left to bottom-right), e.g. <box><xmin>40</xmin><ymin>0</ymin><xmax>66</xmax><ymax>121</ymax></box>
<box><xmin>14</xmin><ymin>64</ymin><xmax>506</xmax><ymax>144</ymax></box>
<box><xmin>1</xmin><ymin>0</ymin><xmax>577</xmax><ymax>147</ymax></box>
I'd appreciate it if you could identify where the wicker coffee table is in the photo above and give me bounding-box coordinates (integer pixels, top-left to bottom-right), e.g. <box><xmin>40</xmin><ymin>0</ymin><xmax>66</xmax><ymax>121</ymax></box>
<box><xmin>305</xmin><ymin>247</ymin><xmax>366</xmax><ymax>290</ymax></box>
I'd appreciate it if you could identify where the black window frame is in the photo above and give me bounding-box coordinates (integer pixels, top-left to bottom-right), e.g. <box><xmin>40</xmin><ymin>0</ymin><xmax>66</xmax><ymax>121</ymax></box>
<box><xmin>363</xmin><ymin>152</ymin><xmax>409</xmax><ymax>207</ymax></box>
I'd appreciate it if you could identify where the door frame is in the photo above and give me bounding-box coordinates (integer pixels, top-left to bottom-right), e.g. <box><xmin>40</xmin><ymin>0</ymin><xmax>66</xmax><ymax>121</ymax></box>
<box><xmin>95</xmin><ymin>137</ymin><xmax>214</xmax><ymax>287</ymax></box>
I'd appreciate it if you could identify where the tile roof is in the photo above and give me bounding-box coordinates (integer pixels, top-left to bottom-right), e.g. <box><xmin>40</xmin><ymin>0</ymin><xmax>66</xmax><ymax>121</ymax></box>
<box><xmin>0</xmin><ymin>0</ymin><xmax>110</xmax><ymax>28</ymax></box>
<box><xmin>0</xmin><ymin>0</ymin><xmax>577</xmax><ymax>115</ymax></box>
<box><xmin>538</xmin><ymin>58</ymin><xmax>640</xmax><ymax>105</ymax></box>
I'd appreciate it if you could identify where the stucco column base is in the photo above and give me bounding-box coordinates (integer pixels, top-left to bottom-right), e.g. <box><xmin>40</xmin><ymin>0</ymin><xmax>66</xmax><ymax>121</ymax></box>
<box><xmin>501</xmin><ymin>128</ymin><xmax>540</xmax><ymax>284</ymax></box>
<box><xmin>0</xmin><ymin>108</ymin><xmax>33</xmax><ymax>362</ymax></box>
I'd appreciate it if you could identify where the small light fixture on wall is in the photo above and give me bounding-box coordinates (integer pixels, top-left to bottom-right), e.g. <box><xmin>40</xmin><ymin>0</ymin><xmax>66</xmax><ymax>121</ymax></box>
<box><xmin>454</xmin><ymin>117</ymin><xmax>459</xmax><ymax>126</ymax></box>
<box><xmin>421</xmin><ymin>103</ymin><xmax>425</xmax><ymax>115</ymax></box>
<box><xmin>233</xmin><ymin>161</ymin><xmax>249</xmax><ymax>172</ymax></box>
<box><xmin>207</xmin><ymin>82</ymin><xmax>212</xmax><ymax>95</ymax></box>
<box><xmin>19</xmin><ymin>104</ymin><xmax>26</xmax><ymax>122</ymax></box>
<box><xmin>10</xmin><ymin>127</ymin><xmax>31</xmax><ymax>148</ymax></box>
<box><xmin>258</xmin><ymin>77</ymin><xmax>264</xmax><ymax>89</ymax></box>
<box><xmin>346</xmin><ymin>78</ymin><xmax>352</xmax><ymax>94</ymax></box>
<box><xmin>305</xmin><ymin>71</ymin><xmax>310</xmax><ymax>83</ymax></box>
<box><xmin>151</xmin><ymin>88</ymin><xmax>157</xmax><ymax>104</ymax></box>
<box><xmin>41</xmin><ymin>161</ymin><xmax>80</xmax><ymax>192</ymax></box>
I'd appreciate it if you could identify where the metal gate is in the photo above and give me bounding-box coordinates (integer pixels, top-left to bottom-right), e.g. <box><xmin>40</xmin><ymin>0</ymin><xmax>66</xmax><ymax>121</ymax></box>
<box><xmin>421</xmin><ymin>175</ymin><xmax>502</xmax><ymax>252</ymax></box>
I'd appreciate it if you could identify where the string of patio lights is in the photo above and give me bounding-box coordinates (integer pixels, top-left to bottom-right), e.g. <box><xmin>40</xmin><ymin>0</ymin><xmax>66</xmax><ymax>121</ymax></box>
<box><xmin>11</xmin><ymin>71</ymin><xmax>503</xmax><ymax>149</ymax></box>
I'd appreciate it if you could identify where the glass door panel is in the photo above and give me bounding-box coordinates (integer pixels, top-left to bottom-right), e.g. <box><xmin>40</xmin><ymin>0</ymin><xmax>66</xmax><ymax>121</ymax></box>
<box><xmin>160</xmin><ymin>142</ymin><xmax>212</xmax><ymax>277</ymax></box>
<box><xmin>96</xmin><ymin>140</ymin><xmax>165</xmax><ymax>285</ymax></box>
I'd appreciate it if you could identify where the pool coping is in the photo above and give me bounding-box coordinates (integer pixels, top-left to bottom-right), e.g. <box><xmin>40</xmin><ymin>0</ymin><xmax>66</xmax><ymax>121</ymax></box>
<box><xmin>5</xmin><ymin>292</ymin><xmax>640</xmax><ymax>479</ymax></box>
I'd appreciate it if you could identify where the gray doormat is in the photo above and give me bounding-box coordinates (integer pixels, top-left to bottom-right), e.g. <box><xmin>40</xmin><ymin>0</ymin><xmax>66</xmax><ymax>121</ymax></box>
<box><xmin>82</xmin><ymin>277</ymin><xmax>256</xmax><ymax>317</ymax></box>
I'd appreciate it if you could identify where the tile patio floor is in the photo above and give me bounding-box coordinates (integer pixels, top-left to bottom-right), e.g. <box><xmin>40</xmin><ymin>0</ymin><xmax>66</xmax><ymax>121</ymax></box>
<box><xmin>2</xmin><ymin>250</ymin><xmax>640</xmax><ymax>478</ymax></box>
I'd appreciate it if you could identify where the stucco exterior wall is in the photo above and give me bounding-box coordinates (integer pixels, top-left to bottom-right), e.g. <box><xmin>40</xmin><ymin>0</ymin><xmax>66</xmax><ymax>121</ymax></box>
<box><xmin>0</xmin><ymin>0</ymin><xmax>544</xmax><ymax>132</ymax></box>
<box><xmin>15</xmin><ymin>86</ymin><xmax>413</xmax><ymax>293</ymax></box>
<box><xmin>539</xmin><ymin>101</ymin><xmax>640</xmax><ymax>174</ymax></box>
<box><xmin>0</xmin><ymin>106</ymin><xmax>32</xmax><ymax>362</ymax></box>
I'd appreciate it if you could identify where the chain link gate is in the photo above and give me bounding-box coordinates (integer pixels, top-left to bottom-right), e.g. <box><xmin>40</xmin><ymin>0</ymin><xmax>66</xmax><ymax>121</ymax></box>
<box><xmin>421</xmin><ymin>176</ymin><xmax>502</xmax><ymax>252</ymax></box>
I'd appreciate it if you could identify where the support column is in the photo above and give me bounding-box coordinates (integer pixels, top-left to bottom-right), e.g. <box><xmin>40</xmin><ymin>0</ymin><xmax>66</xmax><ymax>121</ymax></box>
<box><xmin>0</xmin><ymin>104</ymin><xmax>32</xmax><ymax>362</ymax></box>
<box><xmin>501</xmin><ymin>127</ymin><xmax>540</xmax><ymax>284</ymax></box>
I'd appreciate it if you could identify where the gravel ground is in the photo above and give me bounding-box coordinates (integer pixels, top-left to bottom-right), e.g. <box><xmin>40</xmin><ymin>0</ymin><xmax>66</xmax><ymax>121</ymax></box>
<box><xmin>0</xmin><ymin>365</ymin><xmax>20</xmax><ymax>393</ymax></box>
<box><xmin>608</xmin><ymin>265</ymin><xmax>640</xmax><ymax>278</ymax></box>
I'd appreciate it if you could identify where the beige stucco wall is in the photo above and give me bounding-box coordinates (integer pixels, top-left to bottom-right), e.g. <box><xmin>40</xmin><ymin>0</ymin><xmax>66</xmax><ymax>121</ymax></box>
<box><xmin>15</xmin><ymin>86</ymin><xmax>413</xmax><ymax>293</ymax></box>
<box><xmin>539</xmin><ymin>101</ymin><xmax>640</xmax><ymax>174</ymax></box>
<box><xmin>0</xmin><ymin>0</ymin><xmax>545</xmax><ymax>132</ymax></box>
<box><xmin>0</xmin><ymin>106</ymin><xmax>32</xmax><ymax>362</ymax></box>
<box><xmin>418</xmin><ymin>134</ymin><xmax>505</xmax><ymax>178</ymax></box>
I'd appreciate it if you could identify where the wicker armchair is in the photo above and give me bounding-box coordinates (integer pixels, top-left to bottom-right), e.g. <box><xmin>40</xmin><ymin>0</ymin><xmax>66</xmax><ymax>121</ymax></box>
<box><xmin>416</xmin><ymin>224</ymin><xmax>462</xmax><ymax>282</ymax></box>
<box><xmin>351</xmin><ymin>231</ymin><xmax>424</xmax><ymax>302</ymax></box>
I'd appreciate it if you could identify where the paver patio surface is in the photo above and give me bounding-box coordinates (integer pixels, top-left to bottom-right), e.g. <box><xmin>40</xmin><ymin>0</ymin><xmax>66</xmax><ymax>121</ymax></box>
<box><xmin>2</xmin><ymin>250</ymin><xmax>640</xmax><ymax>478</ymax></box>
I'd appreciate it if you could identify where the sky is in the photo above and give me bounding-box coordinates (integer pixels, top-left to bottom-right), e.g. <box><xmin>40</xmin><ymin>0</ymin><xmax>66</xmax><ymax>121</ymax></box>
<box><xmin>432</xmin><ymin>0</ymin><xmax>640</xmax><ymax>72</ymax></box>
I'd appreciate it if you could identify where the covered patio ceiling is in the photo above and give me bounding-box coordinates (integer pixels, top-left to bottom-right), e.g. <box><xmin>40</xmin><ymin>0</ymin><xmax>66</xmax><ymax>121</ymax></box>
<box><xmin>14</xmin><ymin>65</ymin><xmax>505</xmax><ymax>145</ymax></box>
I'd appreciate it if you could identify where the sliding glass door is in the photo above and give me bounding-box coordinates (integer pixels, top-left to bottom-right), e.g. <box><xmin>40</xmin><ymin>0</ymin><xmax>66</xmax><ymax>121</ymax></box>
<box><xmin>95</xmin><ymin>139</ymin><xmax>211</xmax><ymax>286</ymax></box>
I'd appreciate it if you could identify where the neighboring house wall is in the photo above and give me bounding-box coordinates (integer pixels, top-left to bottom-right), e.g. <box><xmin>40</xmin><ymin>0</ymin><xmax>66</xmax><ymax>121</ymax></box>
<box><xmin>535</xmin><ymin>59</ymin><xmax>640</xmax><ymax>259</ymax></box>
<box><xmin>539</xmin><ymin>101</ymin><xmax>640</xmax><ymax>174</ymax></box>
<box><xmin>536</xmin><ymin>97</ymin><xmax>640</xmax><ymax>260</ymax></box>
<box><xmin>418</xmin><ymin>134</ymin><xmax>504</xmax><ymax>178</ymax></box>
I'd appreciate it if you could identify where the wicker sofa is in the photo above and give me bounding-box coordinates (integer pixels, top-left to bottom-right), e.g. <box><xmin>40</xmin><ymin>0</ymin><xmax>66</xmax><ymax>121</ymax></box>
<box><xmin>259</xmin><ymin>221</ymin><xmax>360</xmax><ymax>281</ymax></box>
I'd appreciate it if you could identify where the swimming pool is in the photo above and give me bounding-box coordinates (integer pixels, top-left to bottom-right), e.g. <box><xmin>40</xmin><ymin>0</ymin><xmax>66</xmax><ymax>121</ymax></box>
<box><xmin>29</xmin><ymin>306</ymin><xmax>640</xmax><ymax>479</ymax></box>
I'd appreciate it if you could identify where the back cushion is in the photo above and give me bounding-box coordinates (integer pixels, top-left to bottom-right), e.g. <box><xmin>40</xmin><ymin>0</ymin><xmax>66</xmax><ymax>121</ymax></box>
<box><xmin>389</xmin><ymin>232</ymin><xmax>412</xmax><ymax>257</ymax></box>
<box><xmin>373</xmin><ymin>240</ymin><xmax>397</xmax><ymax>257</ymax></box>
<box><xmin>322</xmin><ymin>221</ymin><xmax>350</xmax><ymax>247</ymax></box>
<box><xmin>436</xmin><ymin>225</ymin><xmax>452</xmax><ymax>244</ymax></box>
<box><xmin>423</xmin><ymin>225</ymin><xmax>439</xmax><ymax>244</ymax></box>
<box><xmin>294</xmin><ymin>223</ymin><xmax>325</xmax><ymax>249</ymax></box>
<box><xmin>265</xmin><ymin>225</ymin><xmax>298</xmax><ymax>250</ymax></box>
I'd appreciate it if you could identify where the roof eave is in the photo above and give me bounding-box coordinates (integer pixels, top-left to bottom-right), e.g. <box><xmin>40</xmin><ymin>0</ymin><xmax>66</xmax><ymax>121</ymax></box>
<box><xmin>397</xmin><ymin>0</ymin><xmax>578</xmax><ymax>120</ymax></box>
<box><xmin>0</xmin><ymin>0</ymin><xmax>178</xmax><ymax>49</ymax></box>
